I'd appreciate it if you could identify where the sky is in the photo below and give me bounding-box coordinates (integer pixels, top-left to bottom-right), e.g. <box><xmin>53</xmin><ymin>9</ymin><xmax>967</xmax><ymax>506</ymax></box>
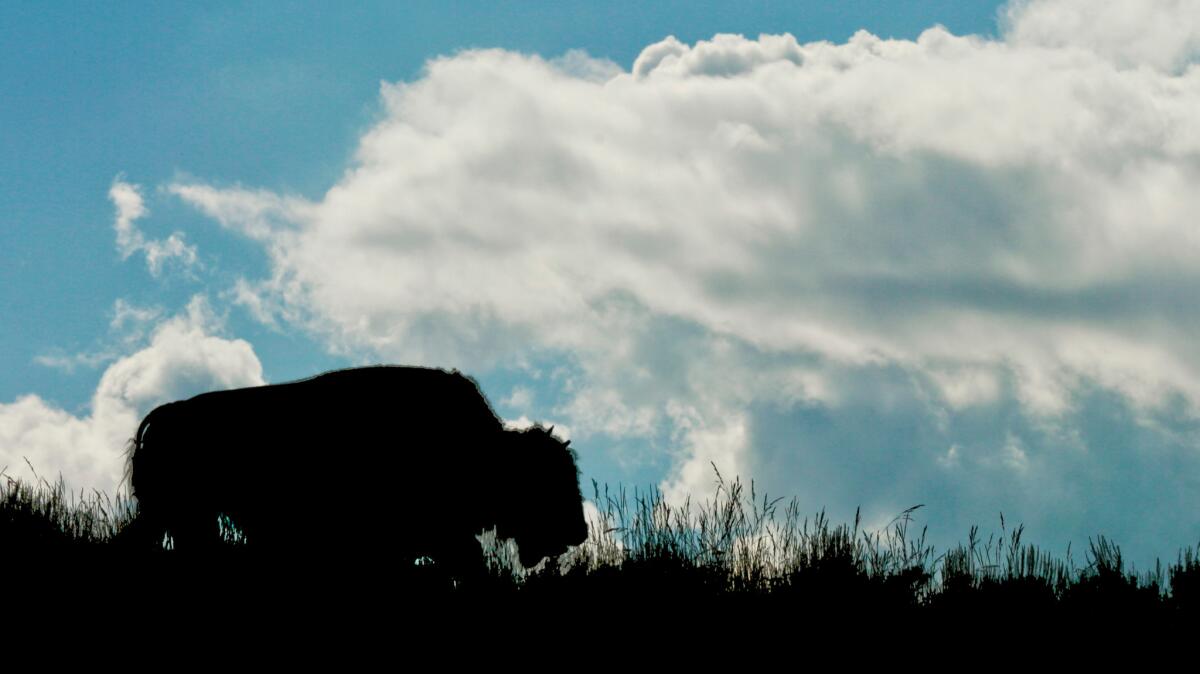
<box><xmin>4</xmin><ymin>0</ymin><xmax>1200</xmax><ymax>570</ymax></box>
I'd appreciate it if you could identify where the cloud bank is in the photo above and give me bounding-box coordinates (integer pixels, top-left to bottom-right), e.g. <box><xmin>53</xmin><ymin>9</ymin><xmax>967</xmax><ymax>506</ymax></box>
<box><xmin>166</xmin><ymin>0</ymin><xmax>1200</xmax><ymax>564</ymax></box>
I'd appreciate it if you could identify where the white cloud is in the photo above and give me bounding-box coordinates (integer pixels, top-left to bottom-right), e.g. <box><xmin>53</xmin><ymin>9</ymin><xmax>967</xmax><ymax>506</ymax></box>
<box><xmin>634</xmin><ymin>32</ymin><xmax>803</xmax><ymax>78</ymax></box>
<box><xmin>169</xmin><ymin>0</ymin><xmax>1200</xmax><ymax>564</ymax></box>
<box><xmin>501</xmin><ymin>386</ymin><xmax>534</xmax><ymax>410</ymax></box>
<box><xmin>109</xmin><ymin>299</ymin><xmax>164</xmax><ymax>333</ymax></box>
<box><xmin>110</xmin><ymin>179</ymin><xmax>198</xmax><ymax>277</ymax></box>
<box><xmin>1003</xmin><ymin>0</ymin><xmax>1200</xmax><ymax>73</ymax></box>
<box><xmin>33</xmin><ymin>351</ymin><xmax>114</xmax><ymax>373</ymax></box>
<box><xmin>661</xmin><ymin>402</ymin><xmax>750</xmax><ymax>506</ymax></box>
<box><xmin>166</xmin><ymin>182</ymin><xmax>311</xmax><ymax>241</ymax></box>
<box><xmin>91</xmin><ymin>296</ymin><xmax>264</xmax><ymax>420</ymax></box>
<box><xmin>1</xmin><ymin>296</ymin><xmax>264</xmax><ymax>494</ymax></box>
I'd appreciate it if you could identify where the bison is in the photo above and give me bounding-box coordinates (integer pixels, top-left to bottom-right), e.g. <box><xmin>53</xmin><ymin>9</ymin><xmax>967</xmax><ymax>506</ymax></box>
<box><xmin>124</xmin><ymin>366</ymin><xmax>587</xmax><ymax>574</ymax></box>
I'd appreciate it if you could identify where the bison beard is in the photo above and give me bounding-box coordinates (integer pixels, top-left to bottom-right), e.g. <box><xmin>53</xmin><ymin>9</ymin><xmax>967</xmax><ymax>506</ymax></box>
<box><xmin>124</xmin><ymin>366</ymin><xmax>587</xmax><ymax>578</ymax></box>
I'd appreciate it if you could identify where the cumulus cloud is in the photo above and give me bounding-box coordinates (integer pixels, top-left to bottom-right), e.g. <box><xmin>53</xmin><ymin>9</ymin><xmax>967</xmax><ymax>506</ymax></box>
<box><xmin>111</xmin><ymin>179</ymin><xmax>198</xmax><ymax>277</ymax></box>
<box><xmin>170</xmin><ymin>0</ymin><xmax>1200</xmax><ymax>565</ymax></box>
<box><xmin>1003</xmin><ymin>0</ymin><xmax>1200</xmax><ymax>72</ymax></box>
<box><xmin>1</xmin><ymin>296</ymin><xmax>263</xmax><ymax>494</ymax></box>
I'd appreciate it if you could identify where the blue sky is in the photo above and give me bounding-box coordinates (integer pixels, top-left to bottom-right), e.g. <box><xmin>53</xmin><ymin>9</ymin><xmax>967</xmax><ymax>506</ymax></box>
<box><xmin>6</xmin><ymin>0</ymin><xmax>1200</xmax><ymax>569</ymax></box>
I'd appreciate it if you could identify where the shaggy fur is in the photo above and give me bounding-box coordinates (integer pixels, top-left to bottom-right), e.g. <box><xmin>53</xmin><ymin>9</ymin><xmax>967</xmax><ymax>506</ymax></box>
<box><xmin>125</xmin><ymin>366</ymin><xmax>587</xmax><ymax>571</ymax></box>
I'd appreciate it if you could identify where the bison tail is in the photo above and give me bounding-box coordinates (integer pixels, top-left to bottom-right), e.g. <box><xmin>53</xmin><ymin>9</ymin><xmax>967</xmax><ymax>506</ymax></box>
<box><xmin>123</xmin><ymin>403</ymin><xmax>172</xmax><ymax>492</ymax></box>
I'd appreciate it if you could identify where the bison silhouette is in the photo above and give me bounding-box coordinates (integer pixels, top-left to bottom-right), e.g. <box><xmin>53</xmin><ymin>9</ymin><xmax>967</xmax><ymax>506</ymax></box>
<box><xmin>125</xmin><ymin>366</ymin><xmax>587</xmax><ymax>573</ymax></box>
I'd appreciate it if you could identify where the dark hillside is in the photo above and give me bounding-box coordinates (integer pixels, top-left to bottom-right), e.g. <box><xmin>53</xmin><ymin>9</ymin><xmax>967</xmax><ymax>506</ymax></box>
<box><xmin>4</xmin><ymin>468</ymin><xmax>1198</xmax><ymax>613</ymax></box>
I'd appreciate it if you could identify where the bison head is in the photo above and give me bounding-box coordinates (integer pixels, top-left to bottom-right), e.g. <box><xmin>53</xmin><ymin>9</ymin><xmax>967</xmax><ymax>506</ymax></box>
<box><xmin>494</xmin><ymin>425</ymin><xmax>588</xmax><ymax>569</ymax></box>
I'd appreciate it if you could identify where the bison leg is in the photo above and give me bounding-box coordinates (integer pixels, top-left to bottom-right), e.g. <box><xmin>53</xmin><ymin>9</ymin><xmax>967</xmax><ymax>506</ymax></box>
<box><xmin>163</xmin><ymin>509</ymin><xmax>226</xmax><ymax>552</ymax></box>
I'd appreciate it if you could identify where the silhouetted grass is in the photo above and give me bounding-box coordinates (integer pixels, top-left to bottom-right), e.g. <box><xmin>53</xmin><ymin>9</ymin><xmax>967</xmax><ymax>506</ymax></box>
<box><xmin>3</xmin><ymin>465</ymin><xmax>1200</xmax><ymax>611</ymax></box>
<box><xmin>1</xmin><ymin>463</ymin><xmax>136</xmax><ymax>549</ymax></box>
<box><xmin>519</xmin><ymin>469</ymin><xmax>936</xmax><ymax>607</ymax></box>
